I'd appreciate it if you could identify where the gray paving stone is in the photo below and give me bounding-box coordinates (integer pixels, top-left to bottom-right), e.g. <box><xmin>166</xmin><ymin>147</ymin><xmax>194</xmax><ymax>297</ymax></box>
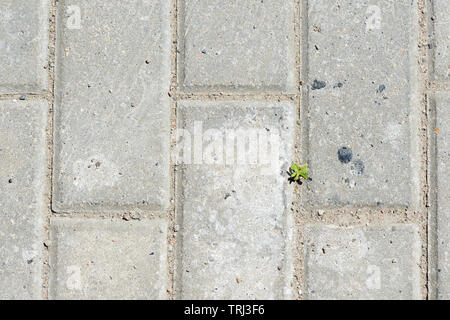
<box><xmin>177</xmin><ymin>101</ymin><xmax>295</xmax><ymax>299</ymax></box>
<box><xmin>431</xmin><ymin>0</ymin><xmax>449</xmax><ymax>80</ymax></box>
<box><xmin>0</xmin><ymin>100</ymin><xmax>47</xmax><ymax>299</ymax></box>
<box><xmin>0</xmin><ymin>0</ymin><xmax>48</xmax><ymax>94</ymax></box>
<box><xmin>302</xmin><ymin>0</ymin><xmax>420</xmax><ymax>209</ymax></box>
<box><xmin>49</xmin><ymin>218</ymin><xmax>168</xmax><ymax>300</ymax></box>
<box><xmin>434</xmin><ymin>93</ymin><xmax>450</xmax><ymax>299</ymax></box>
<box><xmin>53</xmin><ymin>0</ymin><xmax>171</xmax><ymax>212</ymax></box>
<box><xmin>304</xmin><ymin>224</ymin><xmax>421</xmax><ymax>300</ymax></box>
<box><xmin>178</xmin><ymin>0</ymin><xmax>296</xmax><ymax>92</ymax></box>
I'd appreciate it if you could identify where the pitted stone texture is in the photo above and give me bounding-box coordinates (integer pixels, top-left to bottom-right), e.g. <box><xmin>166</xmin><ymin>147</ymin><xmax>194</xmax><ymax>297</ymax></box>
<box><xmin>303</xmin><ymin>0</ymin><xmax>420</xmax><ymax>209</ymax></box>
<box><xmin>179</xmin><ymin>0</ymin><xmax>296</xmax><ymax>92</ymax></box>
<box><xmin>53</xmin><ymin>0</ymin><xmax>171</xmax><ymax>212</ymax></box>
<box><xmin>431</xmin><ymin>0</ymin><xmax>449</xmax><ymax>80</ymax></box>
<box><xmin>0</xmin><ymin>101</ymin><xmax>47</xmax><ymax>299</ymax></box>
<box><xmin>0</xmin><ymin>0</ymin><xmax>48</xmax><ymax>93</ymax></box>
<box><xmin>49</xmin><ymin>218</ymin><xmax>168</xmax><ymax>300</ymax></box>
<box><xmin>304</xmin><ymin>225</ymin><xmax>421</xmax><ymax>300</ymax></box>
<box><xmin>177</xmin><ymin>101</ymin><xmax>295</xmax><ymax>299</ymax></box>
<box><xmin>434</xmin><ymin>93</ymin><xmax>450</xmax><ymax>299</ymax></box>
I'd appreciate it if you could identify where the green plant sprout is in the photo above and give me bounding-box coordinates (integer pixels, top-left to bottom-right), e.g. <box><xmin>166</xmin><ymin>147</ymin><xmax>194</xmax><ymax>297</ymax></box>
<box><xmin>288</xmin><ymin>163</ymin><xmax>312</xmax><ymax>184</ymax></box>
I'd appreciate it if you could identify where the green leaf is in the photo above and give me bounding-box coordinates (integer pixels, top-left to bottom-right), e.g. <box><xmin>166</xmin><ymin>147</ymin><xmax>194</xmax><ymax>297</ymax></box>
<box><xmin>289</xmin><ymin>163</ymin><xmax>300</xmax><ymax>180</ymax></box>
<box><xmin>299</xmin><ymin>163</ymin><xmax>309</xmax><ymax>179</ymax></box>
<box><xmin>289</xmin><ymin>163</ymin><xmax>311</xmax><ymax>181</ymax></box>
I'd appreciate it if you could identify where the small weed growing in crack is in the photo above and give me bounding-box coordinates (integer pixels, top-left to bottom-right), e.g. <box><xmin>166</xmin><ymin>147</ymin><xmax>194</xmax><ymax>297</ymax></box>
<box><xmin>288</xmin><ymin>163</ymin><xmax>312</xmax><ymax>185</ymax></box>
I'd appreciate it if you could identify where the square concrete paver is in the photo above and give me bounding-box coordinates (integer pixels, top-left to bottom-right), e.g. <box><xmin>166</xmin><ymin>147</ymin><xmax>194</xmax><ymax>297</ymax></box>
<box><xmin>49</xmin><ymin>218</ymin><xmax>168</xmax><ymax>300</ymax></box>
<box><xmin>178</xmin><ymin>0</ymin><xmax>296</xmax><ymax>92</ymax></box>
<box><xmin>304</xmin><ymin>224</ymin><xmax>421</xmax><ymax>300</ymax></box>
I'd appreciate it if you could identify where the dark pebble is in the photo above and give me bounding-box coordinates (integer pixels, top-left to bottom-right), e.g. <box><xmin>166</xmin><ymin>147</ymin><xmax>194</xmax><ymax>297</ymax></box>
<box><xmin>311</xmin><ymin>80</ymin><xmax>326</xmax><ymax>90</ymax></box>
<box><xmin>337</xmin><ymin>147</ymin><xmax>353</xmax><ymax>164</ymax></box>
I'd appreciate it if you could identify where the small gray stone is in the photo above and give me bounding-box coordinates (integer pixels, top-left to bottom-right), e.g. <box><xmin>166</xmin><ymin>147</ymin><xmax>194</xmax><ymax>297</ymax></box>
<box><xmin>49</xmin><ymin>218</ymin><xmax>168</xmax><ymax>300</ymax></box>
<box><xmin>430</xmin><ymin>0</ymin><xmax>449</xmax><ymax>80</ymax></box>
<box><xmin>0</xmin><ymin>100</ymin><xmax>47</xmax><ymax>299</ymax></box>
<box><xmin>177</xmin><ymin>101</ymin><xmax>295</xmax><ymax>299</ymax></box>
<box><xmin>304</xmin><ymin>224</ymin><xmax>421</xmax><ymax>300</ymax></box>
<box><xmin>433</xmin><ymin>93</ymin><xmax>450</xmax><ymax>299</ymax></box>
<box><xmin>178</xmin><ymin>0</ymin><xmax>296</xmax><ymax>92</ymax></box>
<box><xmin>303</xmin><ymin>0</ymin><xmax>420</xmax><ymax>209</ymax></box>
<box><xmin>311</xmin><ymin>80</ymin><xmax>327</xmax><ymax>90</ymax></box>
<box><xmin>0</xmin><ymin>0</ymin><xmax>48</xmax><ymax>93</ymax></box>
<box><xmin>53</xmin><ymin>0</ymin><xmax>171</xmax><ymax>212</ymax></box>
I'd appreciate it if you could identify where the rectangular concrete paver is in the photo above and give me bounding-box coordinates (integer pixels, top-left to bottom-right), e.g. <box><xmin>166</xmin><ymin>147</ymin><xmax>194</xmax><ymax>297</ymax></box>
<box><xmin>433</xmin><ymin>93</ymin><xmax>450</xmax><ymax>299</ymax></box>
<box><xmin>177</xmin><ymin>101</ymin><xmax>295</xmax><ymax>299</ymax></box>
<box><xmin>431</xmin><ymin>0</ymin><xmax>449</xmax><ymax>80</ymax></box>
<box><xmin>49</xmin><ymin>218</ymin><xmax>168</xmax><ymax>300</ymax></box>
<box><xmin>0</xmin><ymin>100</ymin><xmax>47</xmax><ymax>299</ymax></box>
<box><xmin>0</xmin><ymin>0</ymin><xmax>48</xmax><ymax>94</ymax></box>
<box><xmin>178</xmin><ymin>0</ymin><xmax>296</xmax><ymax>92</ymax></box>
<box><xmin>53</xmin><ymin>0</ymin><xmax>171</xmax><ymax>212</ymax></box>
<box><xmin>302</xmin><ymin>0</ymin><xmax>420</xmax><ymax>209</ymax></box>
<box><xmin>304</xmin><ymin>224</ymin><xmax>421</xmax><ymax>300</ymax></box>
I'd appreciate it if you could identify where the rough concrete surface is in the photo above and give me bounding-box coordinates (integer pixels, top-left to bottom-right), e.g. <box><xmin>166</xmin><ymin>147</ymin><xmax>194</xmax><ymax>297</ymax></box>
<box><xmin>178</xmin><ymin>0</ymin><xmax>296</xmax><ymax>92</ymax></box>
<box><xmin>53</xmin><ymin>0</ymin><xmax>171</xmax><ymax>212</ymax></box>
<box><xmin>304</xmin><ymin>224</ymin><xmax>421</xmax><ymax>300</ymax></box>
<box><xmin>177</xmin><ymin>101</ymin><xmax>295</xmax><ymax>299</ymax></box>
<box><xmin>431</xmin><ymin>0</ymin><xmax>449</xmax><ymax>80</ymax></box>
<box><xmin>302</xmin><ymin>0</ymin><xmax>420</xmax><ymax>209</ymax></box>
<box><xmin>433</xmin><ymin>93</ymin><xmax>450</xmax><ymax>299</ymax></box>
<box><xmin>49</xmin><ymin>218</ymin><xmax>168</xmax><ymax>300</ymax></box>
<box><xmin>0</xmin><ymin>0</ymin><xmax>49</xmax><ymax>94</ymax></box>
<box><xmin>0</xmin><ymin>100</ymin><xmax>47</xmax><ymax>299</ymax></box>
